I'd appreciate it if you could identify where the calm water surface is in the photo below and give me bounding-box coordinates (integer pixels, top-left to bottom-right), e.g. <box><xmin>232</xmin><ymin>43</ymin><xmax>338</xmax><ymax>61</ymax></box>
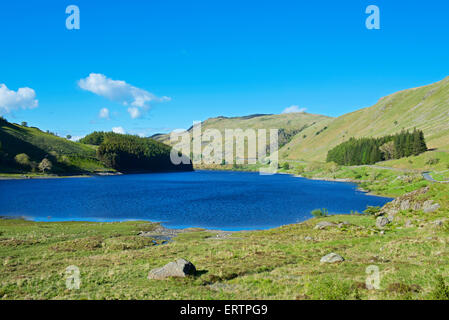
<box><xmin>0</xmin><ymin>171</ymin><xmax>392</xmax><ymax>230</ymax></box>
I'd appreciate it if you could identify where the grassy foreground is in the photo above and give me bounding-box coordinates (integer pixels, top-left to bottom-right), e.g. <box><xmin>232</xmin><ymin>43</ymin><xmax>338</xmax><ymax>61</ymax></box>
<box><xmin>1</xmin><ymin>184</ymin><xmax>448</xmax><ymax>300</ymax></box>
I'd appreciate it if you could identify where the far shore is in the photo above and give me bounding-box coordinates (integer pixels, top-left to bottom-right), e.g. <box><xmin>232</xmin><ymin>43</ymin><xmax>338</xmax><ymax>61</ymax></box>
<box><xmin>0</xmin><ymin>172</ymin><xmax>122</xmax><ymax>181</ymax></box>
<box><xmin>0</xmin><ymin>171</ymin><xmax>127</xmax><ymax>181</ymax></box>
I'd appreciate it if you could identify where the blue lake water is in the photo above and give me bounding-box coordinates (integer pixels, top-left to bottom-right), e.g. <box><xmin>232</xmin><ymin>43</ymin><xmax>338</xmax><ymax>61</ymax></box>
<box><xmin>0</xmin><ymin>171</ymin><xmax>392</xmax><ymax>230</ymax></box>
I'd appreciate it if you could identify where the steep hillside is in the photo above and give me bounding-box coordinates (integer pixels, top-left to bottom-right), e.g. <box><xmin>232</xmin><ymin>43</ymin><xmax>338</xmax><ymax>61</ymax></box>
<box><xmin>281</xmin><ymin>76</ymin><xmax>449</xmax><ymax>162</ymax></box>
<box><xmin>153</xmin><ymin>112</ymin><xmax>332</xmax><ymax>163</ymax></box>
<box><xmin>0</xmin><ymin>118</ymin><xmax>110</xmax><ymax>174</ymax></box>
<box><xmin>80</xmin><ymin>131</ymin><xmax>193</xmax><ymax>173</ymax></box>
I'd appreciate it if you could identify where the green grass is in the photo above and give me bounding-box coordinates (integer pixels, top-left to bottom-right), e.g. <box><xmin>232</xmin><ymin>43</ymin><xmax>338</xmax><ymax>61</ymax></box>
<box><xmin>381</xmin><ymin>150</ymin><xmax>449</xmax><ymax>174</ymax></box>
<box><xmin>1</xmin><ymin>193</ymin><xmax>448</xmax><ymax>300</ymax></box>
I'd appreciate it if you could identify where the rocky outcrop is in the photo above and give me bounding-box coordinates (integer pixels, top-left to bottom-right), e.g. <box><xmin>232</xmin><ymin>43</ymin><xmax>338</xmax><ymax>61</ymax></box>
<box><xmin>422</xmin><ymin>200</ymin><xmax>441</xmax><ymax>213</ymax></box>
<box><xmin>148</xmin><ymin>258</ymin><xmax>197</xmax><ymax>280</ymax></box>
<box><xmin>378</xmin><ymin>187</ymin><xmax>440</xmax><ymax>217</ymax></box>
<box><xmin>314</xmin><ymin>221</ymin><xmax>337</xmax><ymax>230</ymax></box>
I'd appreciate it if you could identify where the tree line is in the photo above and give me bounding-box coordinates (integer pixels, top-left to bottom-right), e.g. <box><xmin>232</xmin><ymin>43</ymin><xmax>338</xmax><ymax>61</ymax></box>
<box><xmin>1</xmin><ymin>117</ymin><xmax>192</xmax><ymax>174</ymax></box>
<box><xmin>326</xmin><ymin>129</ymin><xmax>427</xmax><ymax>166</ymax></box>
<box><xmin>85</xmin><ymin>132</ymin><xmax>193</xmax><ymax>172</ymax></box>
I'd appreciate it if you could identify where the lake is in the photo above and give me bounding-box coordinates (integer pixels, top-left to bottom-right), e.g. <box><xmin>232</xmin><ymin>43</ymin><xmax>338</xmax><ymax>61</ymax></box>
<box><xmin>0</xmin><ymin>171</ymin><xmax>392</xmax><ymax>230</ymax></box>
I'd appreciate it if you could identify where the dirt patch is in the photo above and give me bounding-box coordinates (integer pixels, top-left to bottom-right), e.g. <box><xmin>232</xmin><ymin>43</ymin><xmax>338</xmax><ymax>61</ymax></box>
<box><xmin>386</xmin><ymin>282</ymin><xmax>422</xmax><ymax>294</ymax></box>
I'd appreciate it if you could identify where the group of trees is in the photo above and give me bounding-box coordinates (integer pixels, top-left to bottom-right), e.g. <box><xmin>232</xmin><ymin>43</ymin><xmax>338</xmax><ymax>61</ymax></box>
<box><xmin>13</xmin><ymin>153</ymin><xmax>53</xmax><ymax>173</ymax></box>
<box><xmin>91</xmin><ymin>132</ymin><xmax>192</xmax><ymax>172</ymax></box>
<box><xmin>326</xmin><ymin>129</ymin><xmax>428</xmax><ymax>166</ymax></box>
<box><xmin>79</xmin><ymin>131</ymin><xmax>108</xmax><ymax>145</ymax></box>
<box><xmin>1</xmin><ymin>116</ymin><xmax>192</xmax><ymax>174</ymax></box>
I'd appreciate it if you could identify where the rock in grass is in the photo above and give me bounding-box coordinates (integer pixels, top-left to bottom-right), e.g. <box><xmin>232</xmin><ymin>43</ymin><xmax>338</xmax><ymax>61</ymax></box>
<box><xmin>320</xmin><ymin>253</ymin><xmax>344</xmax><ymax>263</ymax></box>
<box><xmin>433</xmin><ymin>220</ymin><xmax>444</xmax><ymax>228</ymax></box>
<box><xmin>423</xmin><ymin>200</ymin><xmax>440</xmax><ymax>213</ymax></box>
<box><xmin>314</xmin><ymin>221</ymin><xmax>336</xmax><ymax>230</ymax></box>
<box><xmin>148</xmin><ymin>258</ymin><xmax>196</xmax><ymax>280</ymax></box>
<box><xmin>376</xmin><ymin>216</ymin><xmax>390</xmax><ymax>228</ymax></box>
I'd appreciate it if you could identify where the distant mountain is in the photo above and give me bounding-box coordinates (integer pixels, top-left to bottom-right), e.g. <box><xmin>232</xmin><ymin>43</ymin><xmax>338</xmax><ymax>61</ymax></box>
<box><xmin>155</xmin><ymin>77</ymin><xmax>449</xmax><ymax>165</ymax></box>
<box><xmin>4</xmin><ymin>76</ymin><xmax>448</xmax><ymax>174</ymax></box>
<box><xmin>153</xmin><ymin>112</ymin><xmax>333</xmax><ymax>161</ymax></box>
<box><xmin>280</xmin><ymin>76</ymin><xmax>449</xmax><ymax>161</ymax></box>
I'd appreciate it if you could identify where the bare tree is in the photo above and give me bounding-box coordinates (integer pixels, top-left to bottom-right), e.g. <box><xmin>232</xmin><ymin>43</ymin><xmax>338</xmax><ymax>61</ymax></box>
<box><xmin>379</xmin><ymin>141</ymin><xmax>396</xmax><ymax>160</ymax></box>
<box><xmin>38</xmin><ymin>158</ymin><xmax>53</xmax><ymax>173</ymax></box>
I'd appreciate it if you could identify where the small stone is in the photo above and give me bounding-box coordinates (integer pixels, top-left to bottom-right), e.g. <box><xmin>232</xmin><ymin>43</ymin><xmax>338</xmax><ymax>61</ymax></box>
<box><xmin>304</xmin><ymin>236</ymin><xmax>313</xmax><ymax>241</ymax></box>
<box><xmin>314</xmin><ymin>221</ymin><xmax>336</xmax><ymax>230</ymax></box>
<box><xmin>320</xmin><ymin>253</ymin><xmax>344</xmax><ymax>263</ymax></box>
<box><xmin>148</xmin><ymin>258</ymin><xmax>196</xmax><ymax>280</ymax></box>
<box><xmin>433</xmin><ymin>220</ymin><xmax>444</xmax><ymax>227</ymax></box>
<box><xmin>337</xmin><ymin>221</ymin><xmax>351</xmax><ymax>228</ymax></box>
<box><xmin>376</xmin><ymin>216</ymin><xmax>390</xmax><ymax>228</ymax></box>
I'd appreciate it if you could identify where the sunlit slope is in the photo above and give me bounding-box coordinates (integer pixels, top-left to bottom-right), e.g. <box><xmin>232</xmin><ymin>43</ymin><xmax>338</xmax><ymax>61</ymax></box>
<box><xmin>154</xmin><ymin>113</ymin><xmax>332</xmax><ymax>152</ymax></box>
<box><xmin>281</xmin><ymin>76</ymin><xmax>449</xmax><ymax>162</ymax></box>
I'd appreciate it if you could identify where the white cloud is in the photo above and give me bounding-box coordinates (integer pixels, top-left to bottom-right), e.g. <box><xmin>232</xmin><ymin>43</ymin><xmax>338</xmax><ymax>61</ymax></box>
<box><xmin>127</xmin><ymin>107</ymin><xmax>141</xmax><ymax>119</ymax></box>
<box><xmin>70</xmin><ymin>135</ymin><xmax>84</xmax><ymax>142</ymax></box>
<box><xmin>112</xmin><ymin>126</ymin><xmax>126</xmax><ymax>134</ymax></box>
<box><xmin>282</xmin><ymin>105</ymin><xmax>307</xmax><ymax>114</ymax></box>
<box><xmin>99</xmin><ymin>107</ymin><xmax>110</xmax><ymax>119</ymax></box>
<box><xmin>78</xmin><ymin>73</ymin><xmax>170</xmax><ymax>119</ymax></box>
<box><xmin>0</xmin><ymin>84</ymin><xmax>38</xmax><ymax>115</ymax></box>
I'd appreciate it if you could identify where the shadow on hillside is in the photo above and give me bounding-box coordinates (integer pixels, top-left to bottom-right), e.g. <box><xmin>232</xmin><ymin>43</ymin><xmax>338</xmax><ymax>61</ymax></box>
<box><xmin>0</xmin><ymin>129</ymin><xmax>89</xmax><ymax>175</ymax></box>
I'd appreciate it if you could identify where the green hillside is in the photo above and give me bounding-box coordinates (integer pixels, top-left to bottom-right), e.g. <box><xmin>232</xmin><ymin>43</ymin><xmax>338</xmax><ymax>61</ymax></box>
<box><xmin>281</xmin><ymin>76</ymin><xmax>449</xmax><ymax>162</ymax></box>
<box><xmin>0</xmin><ymin>118</ymin><xmax>110</xmax><ymax>175</ymax></box>
<box><xmin>153</xmin><ymin>112</ymin><xmax>332</xmax><ymax>163</ymax></box>
<box><xmin>80</xmin><ymin>131</ymin><xmax>193</xmax><ymax>173</ymax></box>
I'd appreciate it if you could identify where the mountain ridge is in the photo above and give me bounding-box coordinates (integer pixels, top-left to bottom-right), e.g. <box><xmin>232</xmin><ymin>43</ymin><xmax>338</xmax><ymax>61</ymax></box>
<box><xmin>280</xmin><ymin>76</ymin><xmax>449</xmax><ymax>161</ymax></box>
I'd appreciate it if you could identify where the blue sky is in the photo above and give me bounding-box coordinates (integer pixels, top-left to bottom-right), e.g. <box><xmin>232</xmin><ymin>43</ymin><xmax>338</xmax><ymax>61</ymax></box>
<box><xmin>1</xmin><ymin>0</ymin><xmax>448</xmax><ymax>139</ymax></box>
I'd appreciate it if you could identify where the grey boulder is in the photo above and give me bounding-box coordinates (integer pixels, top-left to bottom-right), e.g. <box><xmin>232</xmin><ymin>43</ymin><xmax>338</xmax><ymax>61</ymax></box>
<box><xmin>314</xmin><ymin>221</ymin><xmax>336</xmax><ymax>230</ymax></box>
<box><xmin>320</xmin><ymin>253</ymin><xmax>344</xmax><ymax>263</ymax></box>
<box><xmin>376</xmin><ymin>216</ymin><xmax>390</xmax><ymax>228</ymax></box>
<box><xmin>148</xmin><ymin>258</ymin><xmax>196</xmax><ymax>280</ymax></box>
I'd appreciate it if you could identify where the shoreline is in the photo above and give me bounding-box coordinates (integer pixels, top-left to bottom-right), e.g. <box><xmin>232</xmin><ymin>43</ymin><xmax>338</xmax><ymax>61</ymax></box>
<box><xmin>0</xmin><ymin>174</ymin><xmax>94</xmax><ymax>180</ymax></box>
<box><xmin>0</xmin><ymin>169</ymin><xmax>199</xmax><ymax>181</ymax></box>
<box><xmin>0</xmin><ymin>168</ymin><xmax>395</xmax><ymax>233</ymax></box>
<box><xmin>0</xmin><ymin>212</ymin><xmax>366</xmax><ymax>240</ymax></box>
